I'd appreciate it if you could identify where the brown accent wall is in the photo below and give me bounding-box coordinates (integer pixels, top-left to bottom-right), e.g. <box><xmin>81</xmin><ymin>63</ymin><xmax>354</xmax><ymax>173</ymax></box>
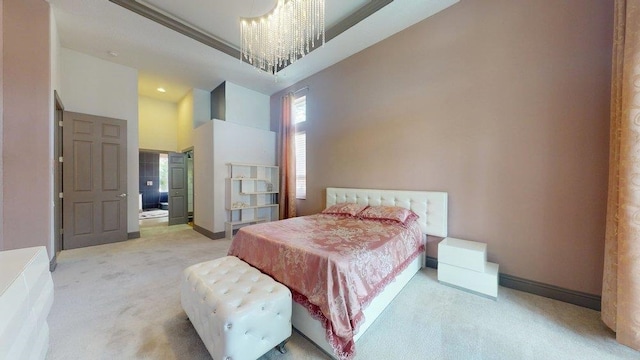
<box><xmin>2</xmin><ymin>0</ymin><xmax>52</xmax><ymax>254</ymax></box>
<box><xmin>0</xmin><ymin>0</ymin><xmax>4</xmax><ymax>250</ymax></box>
<box><xmin>271</xmin><ymin>0</ymin><xmax>613</xmax><ymax>295</ymax></box>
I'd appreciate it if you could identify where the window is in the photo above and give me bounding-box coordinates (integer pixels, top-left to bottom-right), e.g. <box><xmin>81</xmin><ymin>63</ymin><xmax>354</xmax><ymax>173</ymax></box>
<box><xmin>159</xmin><ymin>153</ymin><xmax>168</xmax><ymax>192</ymax></box>
<box><xmin>293</xmin><ymin>95</ymin><xmax>306</xmax><ymax>125</ymax></box>
<box><xmin>293</xmin><ymin>95</ymin><xmax>307</xmax><ymax>199</ymax></box>
<box><xmin>295</xmin><ymin>132</ymin><xmax>306</xmax><ymax>199</ymax></box>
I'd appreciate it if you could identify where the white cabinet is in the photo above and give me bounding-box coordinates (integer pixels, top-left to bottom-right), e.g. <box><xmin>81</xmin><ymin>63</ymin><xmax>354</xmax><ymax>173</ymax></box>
<box><xmin>437</xmin><ymin>237</ymin><xmax>499</xmax><ymax>299</ymax></box>
<box><xmin>0</xmin><ymin>246</ymin><xmax>54</xmax><ymax>360</ymax></box>
<box><xmin>225</xmin><ymin>163</ymin><xmax>279</xmax><ymax>239</ymax></box>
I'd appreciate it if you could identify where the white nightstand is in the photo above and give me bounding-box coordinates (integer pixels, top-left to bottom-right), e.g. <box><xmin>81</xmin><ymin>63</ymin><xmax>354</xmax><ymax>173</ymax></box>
<box><xmin>437</xmin><ymin>237</ymin><xmax>499</xmax><ymax>299</ymax></box>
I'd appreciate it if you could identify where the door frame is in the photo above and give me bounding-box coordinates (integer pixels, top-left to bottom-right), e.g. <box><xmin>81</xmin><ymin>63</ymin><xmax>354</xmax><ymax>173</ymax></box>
<box><xmin>52</xmin><ymin>91</ymin><xmax>64</xmax><ymax>271</ymax></box>
<box><xmin>183</xmin><ymin>147</ymin><xmax>194</xmax><ymax>223</ymax></box>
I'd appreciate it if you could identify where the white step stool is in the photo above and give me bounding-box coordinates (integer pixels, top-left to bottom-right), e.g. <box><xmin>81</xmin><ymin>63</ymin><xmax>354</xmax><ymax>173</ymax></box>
<box><xmin>181</xmin><ymin>256</ymin><xmax>292</xmax><ymax>360</ymax></box>
<box><xmin>437</xmin><ymin>237</ymin><xmax>499</xmax><ymax>299</ymax></box>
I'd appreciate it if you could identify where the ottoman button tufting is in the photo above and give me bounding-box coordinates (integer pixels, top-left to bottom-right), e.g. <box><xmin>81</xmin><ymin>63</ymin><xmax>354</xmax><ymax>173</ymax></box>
<box><xmin>181</xmin><ymin>256</ymin><xmax>292</xmax><ymax>360</ymax></box>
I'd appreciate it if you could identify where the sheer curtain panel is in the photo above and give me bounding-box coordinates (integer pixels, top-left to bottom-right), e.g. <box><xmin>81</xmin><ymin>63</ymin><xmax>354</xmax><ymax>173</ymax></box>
<box><xmin>278</xmin><ymin>93</ymin><xmax>297</xmax><ymax>219</ymax></box>
<box><xmin>602</xmin><ymin>0</ymin><xmax>640</xmax><ymax>351</ymax></box>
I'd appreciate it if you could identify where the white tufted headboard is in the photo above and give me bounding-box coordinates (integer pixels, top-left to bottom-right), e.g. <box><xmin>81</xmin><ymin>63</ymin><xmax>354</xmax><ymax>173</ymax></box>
<box><xmin>326</xmin><ymin>187</ymin><xmax>448</xmax><ymax>237</ymax></box>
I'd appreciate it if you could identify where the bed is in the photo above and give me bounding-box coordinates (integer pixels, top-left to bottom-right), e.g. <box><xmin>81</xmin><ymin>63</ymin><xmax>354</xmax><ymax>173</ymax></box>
<box><xmin>228</xmin><ymin>187</ymin><xmax>448</xmax><ymax>359</ymax></box>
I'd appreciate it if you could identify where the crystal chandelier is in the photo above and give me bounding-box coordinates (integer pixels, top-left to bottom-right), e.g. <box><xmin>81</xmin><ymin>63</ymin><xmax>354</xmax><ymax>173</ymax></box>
<box><xmin>240</xmin><ymin>0</ymin><xmax>325</xmax><ymax>75</ymax></box>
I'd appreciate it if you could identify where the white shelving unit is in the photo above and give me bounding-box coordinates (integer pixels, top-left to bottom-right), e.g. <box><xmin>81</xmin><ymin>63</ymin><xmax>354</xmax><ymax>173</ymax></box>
<box><xmin>225</xmin><ymin>163</ymin><xmax>279</xmax><ymax>239</ymax></box>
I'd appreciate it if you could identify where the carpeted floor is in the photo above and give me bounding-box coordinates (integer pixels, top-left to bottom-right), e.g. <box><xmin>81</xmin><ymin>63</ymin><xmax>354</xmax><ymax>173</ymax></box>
<box><xmin>47</xmin><ymin>224</ymin><xmax>639</xmax><ymax>360</ymax></box>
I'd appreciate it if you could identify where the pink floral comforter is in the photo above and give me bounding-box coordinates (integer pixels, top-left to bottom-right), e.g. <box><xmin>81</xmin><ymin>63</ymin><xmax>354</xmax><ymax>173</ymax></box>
<box><xmin>227</xmin><ymin>214</ymin><xmax>424</xmax><ymax>360</ymax></box>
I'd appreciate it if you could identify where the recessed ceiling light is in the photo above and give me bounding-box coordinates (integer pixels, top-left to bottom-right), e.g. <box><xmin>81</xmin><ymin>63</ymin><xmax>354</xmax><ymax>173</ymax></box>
<box><xmin>108</xmin><ymin>50</ymin><xmax>119</xmax><ymax>57</ymax></box>
<box><xmin>157</xmin><ymin>88</ymin><xmax>166</xmax><ymax>93</ymax></box>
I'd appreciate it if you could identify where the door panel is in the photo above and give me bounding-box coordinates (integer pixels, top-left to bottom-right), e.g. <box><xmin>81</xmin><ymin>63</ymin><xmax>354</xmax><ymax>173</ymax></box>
<box><xmin>73</xmin><ymin>141</ymin><xmax>93</xmax><ymax>191</ymax></box>
<box><xmin>168</xmin><ymin>152</ymin><xmax>188</xmax><ymax>225</ymax></box>
<box><xmin>63</xmin><ymin>112</ymin><xmax>128</xmax><ymax>249</ymax></box>
<box><xmin>102</xmin><ymin>143</ymin><xmax>120</xmax><ymax>190</ymax></box>
<box><xmin>73</xmin><ymin>202</ymin><xmax>93</xmax><ymax>235</ymax></box>
<box><xmin>171</xmin><ymin>168</ymin><xmax>185</xmax><ymax>189</ymax></box>
<box><xmin>102</xmin><ymin>200</ymin><xmax>121</xmax><ymax>231</ymax></box>
<box><xmin>172</xmin><ymin>196</ymin><xmax>186</xmax><ymax>217</ymax></box>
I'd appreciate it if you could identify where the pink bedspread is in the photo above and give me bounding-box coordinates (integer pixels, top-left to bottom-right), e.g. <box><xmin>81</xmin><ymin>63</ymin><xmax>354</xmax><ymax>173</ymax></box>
<box><xmin>227</xmin><ymin>214</ymin><xmax>424</xmax><ymax>359</ymax></box>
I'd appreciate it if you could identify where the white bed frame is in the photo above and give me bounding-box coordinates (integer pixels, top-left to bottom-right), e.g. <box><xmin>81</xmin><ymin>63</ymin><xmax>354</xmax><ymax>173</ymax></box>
<box><xmin>291</xmin><ymin>187</ymin><xmax>448</xmax><ymax>358</ymax></box>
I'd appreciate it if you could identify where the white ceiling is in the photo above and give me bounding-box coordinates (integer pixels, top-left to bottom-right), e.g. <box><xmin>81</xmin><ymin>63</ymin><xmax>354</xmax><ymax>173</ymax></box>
<box><xmin>51</xmin><ymin>0</ymin><xmax>459</xmax><ymax>101</ymax></box>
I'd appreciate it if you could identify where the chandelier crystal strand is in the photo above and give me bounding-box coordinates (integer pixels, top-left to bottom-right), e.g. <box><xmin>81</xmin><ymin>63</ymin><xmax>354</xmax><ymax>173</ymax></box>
<box><xmin>240</xmin><ymin>0</ymin><xmax>325</xmax><ymax>75</ymax></box>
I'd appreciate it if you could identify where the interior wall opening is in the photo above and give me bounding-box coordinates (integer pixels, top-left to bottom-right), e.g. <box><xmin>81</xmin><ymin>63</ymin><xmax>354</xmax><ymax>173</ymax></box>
<box><xmin>139</xmin><ymin>150</ymin><xmax>169</xmax><ymax>226</ymax></box>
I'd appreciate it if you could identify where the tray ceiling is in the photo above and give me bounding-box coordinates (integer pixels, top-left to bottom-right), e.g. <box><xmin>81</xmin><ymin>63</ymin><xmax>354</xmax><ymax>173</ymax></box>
<box><xmin>51</xmin><ymin>0</ymin><xmax>459</xmax><ymax>99</ymax></box>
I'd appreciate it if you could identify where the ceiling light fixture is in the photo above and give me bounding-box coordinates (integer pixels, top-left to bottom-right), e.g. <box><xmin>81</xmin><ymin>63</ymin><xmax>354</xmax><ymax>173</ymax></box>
<box><xmin>240</xmin><ymin>0</ymin><xmax>325</xmax><ymax>75</ymax></box>
<box><xmin>157</xmin><ymin>87</ymin><xmax>166</xmax><ymax>93</ymax></box>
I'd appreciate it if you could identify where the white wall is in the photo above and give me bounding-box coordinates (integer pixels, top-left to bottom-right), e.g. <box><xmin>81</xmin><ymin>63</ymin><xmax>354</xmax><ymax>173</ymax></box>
<box><xmin>177</xmin><ymin>91</ymin><xmax>194</xmax><ymax>152</ymax></box>
<box><xmin>193</xmin><ymin>120</ymin><xmax>275</xmax><ymax>234</ymax></box>
<box><xmin>191</xmin><ymin>81</ymin><xmax>273</xmax><ymax>235</ymax></box>
<box><xmin>139</xmin><ymin>96</ymin><xmax>178</xmax><ymax>152</ymax></box>
<box><xmin>60</xmin><ymin>48</ymin><xmax>140</xmax><ymax>235</ymax></box>
<box><xmin>193</xmin><ymin>121</ymin><xmax>214</xmax><ymax>232</ymax></box>
<box><xmin>225</xmin><ymin>82</ymin><xmax>270</xmax><ymax>130</ymax></box>
<box><xmin>178</xmin><ymin>88</ymin><xmax>211</xmax><ymax>152</ymax></box>
<box><xmin>212</xmin><ymin>120</ymin><xmax>276</xmax><ymax>232</ymax></box>
<box><xmin>193</xmin><ymin>88</ymin><xmax>210</xmax><ymax>127</ymax></box>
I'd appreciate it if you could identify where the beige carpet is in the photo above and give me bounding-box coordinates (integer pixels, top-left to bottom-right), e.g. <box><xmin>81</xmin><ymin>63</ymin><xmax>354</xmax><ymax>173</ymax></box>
<box><xmin>139</xmin><ymin>210</ymin><xmax>169</xmax><ymax>220</ymax></box>
<box><xmin>47</xmin><ymin>224</ymin><xmax>639</xmax><ymax>360</ymax></box>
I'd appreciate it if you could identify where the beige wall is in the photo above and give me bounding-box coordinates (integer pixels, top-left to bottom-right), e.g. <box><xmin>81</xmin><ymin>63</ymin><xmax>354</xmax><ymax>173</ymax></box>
<box><xmin>193</xmin><ymin>88</ymin><xmax>210</xmax><ymax>128</ymax></box>
<box><xmin>178</xmin><ymin>88</ymin><xmax>211</xmax><ymax>152</ymax></box>
<box><xmin>139</xmin><ymin>96</ymin><xmax>178</xmax><ymax>152</ymax></box>
<box><xmin>271</xmin><ymin>0</ymin><xmax>613</xmax><ymax>295</ymax></box>
<box><xmin>50</xmin><ymin>7</ymin><xmax>61</xmax><ymax>256</ymax></box>
<box><xmin>178</xmin><ymin>91</ymin><xmax>194</xmax><ymax>151</ymax></box>
<box><xmin>2</xmin><ymin>0</ymin><xmax>52</xmax><ymax>255</ymax></box>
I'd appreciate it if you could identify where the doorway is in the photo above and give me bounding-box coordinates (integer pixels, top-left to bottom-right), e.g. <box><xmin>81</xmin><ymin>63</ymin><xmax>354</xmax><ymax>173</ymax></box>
<box><xmin>138</xmin><ymin>150</ymin><xmax>189</xmax><ymax>229</ymax></box>
<box><xmin>139</xmin><ymin>150</ymin><xmax>169</xmax><ymax>226</ymax></box>
<box><xmin>185</xmin><ymin>149</ymin><xmax>194</xmax><ymax>224</ymax></box>
<box><xmin>167</xmin><ymin>152</ymin><xmax>188</xmax><ymax>225</ymax></box>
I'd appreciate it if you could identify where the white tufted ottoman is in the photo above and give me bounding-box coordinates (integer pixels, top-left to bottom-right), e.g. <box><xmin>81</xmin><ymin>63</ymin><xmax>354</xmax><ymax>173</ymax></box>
<box><xmin>181</xmin><ymin>256</ymin><xmax>292</xmax><ymax>360</ymax></box>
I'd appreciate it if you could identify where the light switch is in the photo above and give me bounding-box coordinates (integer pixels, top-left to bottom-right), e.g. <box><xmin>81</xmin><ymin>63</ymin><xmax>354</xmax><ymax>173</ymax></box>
<box><xmin>147</xmin><ymin>180</ymin><xmax>153</xmax><ymax>186</ymax></box>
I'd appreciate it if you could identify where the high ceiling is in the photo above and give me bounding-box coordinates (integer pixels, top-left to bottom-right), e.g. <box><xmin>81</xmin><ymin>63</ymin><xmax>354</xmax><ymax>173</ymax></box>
<box><xmin>51</xmin><ymin>0</ymin><xmax>459</xmax><ymax>101</ymax></box>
